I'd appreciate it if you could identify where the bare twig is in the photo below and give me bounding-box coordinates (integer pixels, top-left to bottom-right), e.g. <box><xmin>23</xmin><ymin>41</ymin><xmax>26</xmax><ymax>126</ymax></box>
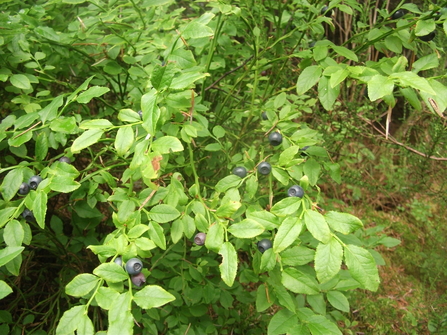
<box><xmin>205</xmin><ymin>55</ymin><xmax>254</xmax><ymax>91</ymax></box>
<box><xmin>138</xmin><ymin>189</ymin><xmax>157</xmax><ymax>210</ymax></box>
<box><xmin>13</xmin><ymin>121</ymin><xmax>42</xmax><ymax>139</ymax></box>
<box><xmin>360</xmin><ymin>116</ymin><xmax>447</xmax><ymax>161</ymax></box>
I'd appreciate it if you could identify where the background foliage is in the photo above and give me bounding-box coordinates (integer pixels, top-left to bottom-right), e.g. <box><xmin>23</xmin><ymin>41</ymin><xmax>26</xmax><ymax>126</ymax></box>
<box><xmin>0</xmin><ymin>0</ymin><xmax>446</xmax><ymax>334</ymax></box>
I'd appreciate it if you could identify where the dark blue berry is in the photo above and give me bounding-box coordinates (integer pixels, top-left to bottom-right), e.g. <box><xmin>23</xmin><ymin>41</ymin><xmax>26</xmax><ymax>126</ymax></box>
<box><xmin>18</xmin><ymin>183</ymin><xmax>30</xmax><ymax>195</ymax></box>
<box><xmin>22</xmin><ymin>209</ymin><xmax>35</xmax><ymax>222</ymax></box>
<box><xmin>125</xmin><ymin>258</ymin><xmax>143</xmax><ymax>275</ymax></box>
<box><xmin>194</xmin><ymin>232</ymin><xmax>206</xmax><ymax>246</ymax></box>
<box><xmin>288</xmin><ymin>185</ymin><xmax>305</xmax><ymax>198</ymax></box>
<box><xmin>131</xmin><ymin>272</ymin><xmax>146</xmax><ymax>287</ymax></box>
<box><xmin>257</xmin><ymin>162</ymin><xmax>272</xmax><ymax>175</ymax></box>
<box><xmin>321</xmin><ymin>5</ymin><xmax>333</xmax><ymax>17</ymax></box>
<box><xmin>28</xmin><ymin>176</ymin><xmax>43</xmax><ymax>190</ymax></box>
<box><xmin>268</xmin><ymin>132</ymin><xmax>283</xmax><ymax>146</ymax></box>
<box><xmin>257</xmin><ymin>239</ymin><xmax>272</xmax><ymax>253</ymax></box>
<box><xmin>232</xmin><ymin>167</ymin><xmax>247</xmax><ymax>178</ymax></box>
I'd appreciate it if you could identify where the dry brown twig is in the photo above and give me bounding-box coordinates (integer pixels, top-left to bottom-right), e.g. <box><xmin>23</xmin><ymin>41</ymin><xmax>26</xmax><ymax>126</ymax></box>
<box><xmin>360</xmin><ymin>115</ymin><xmax>447</xmax><ymax>161</ymax></box>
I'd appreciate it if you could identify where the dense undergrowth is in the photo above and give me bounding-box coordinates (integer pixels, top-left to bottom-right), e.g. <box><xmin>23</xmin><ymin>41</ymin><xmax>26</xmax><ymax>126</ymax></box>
<box><xmin>0</xmin><ymin>0</ymin><xmax>447</xmax><ymax>334</ymax></box>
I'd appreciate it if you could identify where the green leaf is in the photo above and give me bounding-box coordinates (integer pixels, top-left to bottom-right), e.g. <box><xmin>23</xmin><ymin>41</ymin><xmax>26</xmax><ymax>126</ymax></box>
<box><xmin>13</xmin><ymin>112</ymin><xmax>39</xmax><ymax>130</ymax></box>
<box><xmin>271</xmin><ymin>283</ymin><xmax>296</xmax><ymax>312</ymax></box>
<box><xmin>141</xmin><ymin>89</ymin><xmax>159</xmax><ymax>136</ymax></box>
<box><xmin>115</xmin><ymin>126</ymin><xmax>134</xmax><ymax>156</ymax></box>
<box><xmin>215</xmin><ymin>175</ymin><xmax>242</xmax><ymax>193</ymax></box>
<box><xmin>35</xmin><ymin>132</ymin><xmax>48</xmax><ymax>161</ymax></box>
<box><xmin>318</xmin><ymin>76</ymin><xmax>340</xmax><ymax>111</ymax></box>
<box><xmin>50</xmin><ymin>176</ymin><xmax>81</xmax><ymax>193</ymax></box>
<box><xmin>307</xmin><ymin>315</ymin><xmax>342</xmax><ymax>335</ymax></box>
<box><xmin>66</xmin><ymin>76</ymin><xmax>94</xmax><ymax>103</ymax></box>
<box><xmin>378</xmin><ymin>236</ymin><xmax>401</xmax><ymax>248</ymax></box>
<box><xmin>204</xmin><ymin>143</ymin><xmax>222</xmax><ymax>151</ymax></box>
<box><xmin>246</xmin><ymin>210</ymin><xmax>279</xmax><ymax>230</ymax></box>
<box><xmin>79</xmin><ymin>119</ymin><xmax>113</xmax><ymax>129</ymax></box>
<box><xmin>412</xmin><ymin>53</ymin><xmax>438</xmax><ymax>73</ymax></box>
<box><xmin>332</xmin><ymin>45</ymin><xmax>358</xmax><ymax>61</ymax></box>
<box><xmin>215</xmin><ymin>200</ymin><xmax>241</xmax><ymax>218</ymax></box>
<box><xmin>281</xmin><ymin>246</ymin><xmax>315</xmax><ymax>266</ymax></box>
<box><xmin>39</xmin><ymin>95</ymin><xmax>64</xmax><ymax>124</ymax></box>
<box><xmin>108</xmin><ymin>292</ymin><xmax>133</xmax><ymax>335</ymax></box>
<box><xmin>95</xmin><ymin>286</ymin><xmax>120</xmax><ymax>310</ymax></box>
<box><xmin>330</xmin><ymin>68</ymin><xmax>349</xmax><ymax>88</ymax></box>
<box><xmin>134</xmin><ymin>285</ymin><xmax>176</xmax><ymax>309</ymax></box>
<box><xmin>77</xmin><ymin>314</ymin><xmax>94</xmax><ymax>335</ymax></box>
<box><xmin>303</xmin><ymin>158</ymin><xmax>321</xmax><ymax>186</ymax></box>
<box><xmin>71</xmin><ymin>129</ymin><xmax>104</xmax><ymax>153</ymax></box>
<box><xmin>33</xmin><ymin>190</ymin><xmax>47</xmax><ymax>229</ymax></box>
<box><xmin>327</xmin><ymin>291</ymin><xmax>349</xmax><ymax>312</ymax></box>
<box><xmin>118</xmin><ymin>109</ymin><xmax>141</xmax><ymax>122</ymax></box>
<box><xmin>414</xmin><ymin>19</ymin><xmax>436</xmax><ymax>36</ymax></box>
<box><xmin>315</xmin><ymin>238</ymin><xmax>343</xmax><ymax>283</ymax></box>
<box><xmin>151</xmin><ymin>64</ymin><xmax>176</xmax><ymax>91</ymax></box>
<box><xmin>171</xmin><ymin>219</ymin><xmax>184</xmax><ymax>244</ymax></box>
<box><xmin>135</xmin><ymin>237</ymin><xmax>157</xmax><ymax>251</ymax></box>
<box><xmin>400</xmin><ymin>88</ymin><xmax>422</xmax><ymax>111</ymax></box>
<box><xmin>272</xmin><ymin>167</ymin><xmax>289</xmax><ymax>186</ymax></box>
<box><xmin>5</xmin><ymin>253</ymin><xmax>21</xmax><ymax>276</ymax></box>
<box><xmin>281</xmin><ymin>267</ymin><xmax>319</xmax><ymax>295</ymax></box>
<box><xmin>390</xmin><ymin>72</ymin><xmax>436</xmax><ymax>95</ymax></box>
<box><xmin>0</xmin><ymin>168</ymin><xmax>23</xmax><ymax>201</ymax></box>
<box><xmin>0</xmin><ymin>207</ymin><xmax>18</xmax><ymax>229</ymax></box>
<box><xmin>228</xmin><ymin>219</ymin><xmax>264</xmax><ymax>238</ymax></box>
<box><xmin>256</xmin><ymin>284</ymin><xmax>273</xmax><ymax>312</ymax></box>
<box><xmin>260</xmin><ymin>248</ymin><xmax>276</xmax><ymax>272</ymax></box>
<box><xmin>270</xmin><ymin>197</ymin><xmax>302</xmax><ymax>216</ymax></box>
<box><xmin>93</xmin><ymin>263</ymin><xmax>128</xmax><ymax>283</ymax></box>
<box><xmin>212</xmin><ymin>125</ymin><xmax>226</xmax><ymax>138</ymax></box>
<box><xmin>325</xmin><ymin>211</ymin><xmax>363</xmax><ymax>234</ymax></box>
<box><xmin>149</xmin><ymin>221</ymin><xmax>166</xmax><ymax>250</ymax></box>
<box><xmin>0</xmin><ymin>280</ymin><xmax>13</xmax><ymax>300</ymax></box>
<box><xmin>152</xmin><ymin>136</ymin><xmax>184</xmax><ymax>154</ymax></box>
<box><xmin>307</xmin><ymin>293</ymin><xmax>326</xmax><ymax>315</ymax></box>
<box><xmin>267</xmin><ymin>309</ymin><xmax>299</xmax><ymax>335</ymax></box>
<box><xmin>76</xmin><ymin>86</ymin><xmax>110</xmax><ymax>104</ymax></box>
<box><xmin>65</xmin><ymin>273</ymin><xmax>99</xmax><ymax>297</ymax></box>
<box><xmin>55</xmin><ymin>305</ymin><xmax>84</xmax><ymax>335</ymax></box>
<box><xmin>4</xmin><ymin>220</ymin><xmax>24</xmax><ymax>246</ymax></box>
<box><xmin>169</xmin><ymin>48</ymin><xmax>196</xmax><ymax>68</ymax></box>
<box><xmin>148</xmin><ymin>204</ymin><xmax>180</xmax><ymax>223</ymax></box>
<box><xmin>385</xmin><ymin>35</ymin><xmax>402</xmax><ymax>54</ymax></box>
<box><xmin>50</xmin><ymin>116</ymin><xmax>78</xmax><ymax>133</ymax></box>
<box><xmin>8</xmin><ymin>130</ymin><xmax>33</xmax><ymax>147</ymax></box>
<box><xmin>279</xmin><ymin>146</ymin><xmax>300</xmax><ymax>166</ymax></box>
<box><xmin>205</xmin><ymin>223</ymin><xmax>224</xmax><ymax>252</ymax></box>
<box><xmin>170</xmin><ymin>72</ymin><xmax>209</xmax><ymax>90</ymax></box>
<box><xmin>304</xmin><ymin>210</ymin><xmax>331</xmax><ymax>243</ymax></box>
<box><xmin>0</xmin><ymin>246</ymin><xmax>24</xmax><ymax>267</ymax></box>
<box><xmin>10</xmin><ymin>74</ymin><xmax>31</xmax><ymax>90</ymax></box>
<box><xmin>367</xmin><ymin>74</ymin><xmax>394</xmax><ymax>101</ymax></box>
<box><xmin>127</xmin><ymin>224</ymin><xmax>149</xmax><ymax>239</ymax></box>
<box><xmin>219</xmin><ymin>242</ymin><xmax>237</xmax><ymax>287</ymax></box>
<box><xmin>35</xmin><ymin>26</ymin><xmax>60</xmax><ymax>42</ymax></box>
<box><xmin>181</xmin><ymin>21</ymin><xmax>214</xmax><ymax>39</ymax></box>
<box><xmin>273</xmin><ymin>217</ymin><xmax>303</xmax><ymax>253</ymax></box>
<box><xmin>344</xmin><ymin>244</ymin><xmax>380</xmax><ymax>291</ymax></box>
<box><xmin>297</xmin><ymin>66</ymin><xmax>322</xmax><ymax>95</ymax></box>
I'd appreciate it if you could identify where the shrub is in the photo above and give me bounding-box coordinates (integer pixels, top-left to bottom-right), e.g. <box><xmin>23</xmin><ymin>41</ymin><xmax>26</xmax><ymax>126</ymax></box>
<box><xmin>3</xmin><ymin>0</ymin><xmax>445</xmax><ymax>334</ymax></box>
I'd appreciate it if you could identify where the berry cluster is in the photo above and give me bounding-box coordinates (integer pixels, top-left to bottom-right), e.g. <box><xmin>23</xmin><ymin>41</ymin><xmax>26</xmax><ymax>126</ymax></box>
<box><xmin>115</xmin><ymin>257</ymin><xmax>146</xmax><ymax>287</ymax></box>
<box><xmin>215</xmin><ymin>116</ymin><xmax>310</xmax><ymax>254</ymax></box>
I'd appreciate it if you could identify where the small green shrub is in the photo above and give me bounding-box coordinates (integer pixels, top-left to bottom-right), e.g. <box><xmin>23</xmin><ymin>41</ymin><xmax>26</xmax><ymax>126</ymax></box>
<box><xmin>1</xmin><ymin>0</ymin><xmax>446</xmax><ymax>334</ymax></box>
